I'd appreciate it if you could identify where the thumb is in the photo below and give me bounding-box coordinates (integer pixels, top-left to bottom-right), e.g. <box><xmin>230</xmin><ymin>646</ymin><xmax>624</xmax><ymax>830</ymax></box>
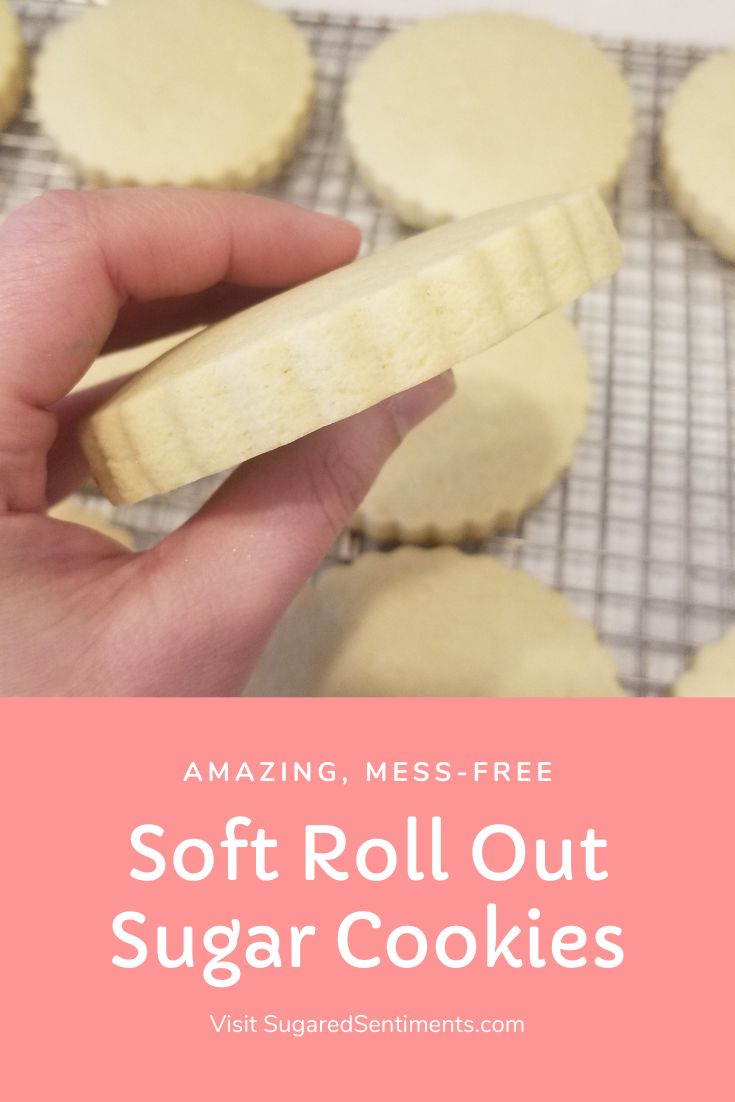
<box><xmin>132</xmin><ymin>371</ymin><xmax>455</xmax><ymax>692</ymax></box>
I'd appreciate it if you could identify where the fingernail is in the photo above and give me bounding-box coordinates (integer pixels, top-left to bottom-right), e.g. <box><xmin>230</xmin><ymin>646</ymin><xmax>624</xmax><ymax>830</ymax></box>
<box><xmin>388</xmin><ymin>370</ymin><xmax>456</xmax><ymax>438</ymax></box>
<box><xmin>314</xmin><ymin>211</ymin><xmax>362</xmax><ymax>242</ymax></box>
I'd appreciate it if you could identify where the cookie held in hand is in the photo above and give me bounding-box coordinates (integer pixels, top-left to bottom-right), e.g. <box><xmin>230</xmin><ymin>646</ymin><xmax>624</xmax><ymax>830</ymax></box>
<box><xmin>81</xmin><ymin>189</ymin><xmax>621</xmax><ymax>505</ymax></box>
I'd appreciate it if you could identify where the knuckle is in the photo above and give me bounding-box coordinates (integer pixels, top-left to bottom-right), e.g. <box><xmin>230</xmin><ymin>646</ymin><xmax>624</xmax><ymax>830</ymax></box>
<box><xmin>16</xmin><ymin>190</ymin><xmax>94</xmax><ymax>244</ymax></box>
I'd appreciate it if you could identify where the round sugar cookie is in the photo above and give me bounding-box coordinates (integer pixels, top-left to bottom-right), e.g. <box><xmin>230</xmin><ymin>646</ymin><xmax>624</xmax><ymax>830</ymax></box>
<box><xmin>353</xmin><ymin>312</ymin><xmax>589</xmax><ymax>542</ymax></box>
<box><xmin>245</xmin><ymin>548</ymin><xmax>624</xmax><ymax>697</ymax></box>
<box><xmin>80</xmin><ymin>189</ymin><xmax>621</xmax><ymax>505</ymax></box>
<box><xmin>0</xmin><ymin>0</ymin><xmax>26</xmax><ymax>132</ymax></box>
<box><xmin>72</xmin><ymin>328</ymin><xmax>203</xmax><ymax>394</ymax></box>
<box><xmin>33</xmin><ymin>0</ymin><xmax>314</xmax><ymax>187</ymax></box>
<box><xmin>343</xmin><ymin>13</ymin><xmax>634</xmax><ymax>228</ymax></box>
<box><xmin>673</xmin><ymin>627</ymin><xmax>735</xmax><ymax>697</ymax></box>
<box><xmin>48</xmin><ymin>500</ymin><xmax>136</xmax><ymax>550</ymax></box>
<box><xmin>662</xmin><ymin>50</ymin><xmax>735</xmax><ymax>262</ymax></box>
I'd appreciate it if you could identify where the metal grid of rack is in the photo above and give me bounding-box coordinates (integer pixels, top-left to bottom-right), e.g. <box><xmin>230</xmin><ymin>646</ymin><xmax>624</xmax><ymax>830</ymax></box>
<box><xmin>2</xmin><ymin>0</ymin><xmax>734</xmax><ymax>695</ymax></box>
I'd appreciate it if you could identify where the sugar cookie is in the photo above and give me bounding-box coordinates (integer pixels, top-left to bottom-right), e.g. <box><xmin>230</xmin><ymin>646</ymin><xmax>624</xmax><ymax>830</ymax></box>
<box><xmin>343</xmin><ymin>12</ymin><xmax>633</xmax><ymax>228</ymax></box>
<box><xmin>662</xmin><ymin>50</ymin><xmax>735</xmax><ymax>262</ymax></box>
<box><xmin>245</xmin><ymin>548</ymin><xmax>623</xmax><ymax>697</ymax></box>
<box><xmin>353</xmin><ymin>312</ymin><xmax>588</xmax><ymax>542</ymax></box>
<box><xmin>0</xmin><ymin>0</ymin><xmax>26</xmax><ymax>132</ymax></box>
<box><xmin>80</xmin><ymin>189</ymin><xmax>620</xmax><ymax>505</ymax></box>
<box><xmin>33</xmin><ymin>0</ymin><xmax>314</xmax><ymax>187</ymax></box>
<box><xmin>673</xmin><ymin>627</ymin><xmax>735</xmax><ymax>697</ymax></box>
<box><xmin>48</xmin><ymin>500</ymin><xmax>136</xmax><ymax>550</ymax></box>
<box><xmin>73</xmin><ymin>328</ymin><xmax>202</xmax><ymax>393</ymax></box>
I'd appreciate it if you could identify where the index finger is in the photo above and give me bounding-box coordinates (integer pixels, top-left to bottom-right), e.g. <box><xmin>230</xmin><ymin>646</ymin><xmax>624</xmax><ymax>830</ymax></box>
<box><xmin>0</xmin><ymin>188</ymin><xmax>360</xmax><ymax>409</ymax></box>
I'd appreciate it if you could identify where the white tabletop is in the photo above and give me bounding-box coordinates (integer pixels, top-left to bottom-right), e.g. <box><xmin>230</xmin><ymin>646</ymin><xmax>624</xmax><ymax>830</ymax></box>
<box><xmin>270</xmin><ymin>1</ymin><xmax>735</xmax><ymax>47</ymax></box>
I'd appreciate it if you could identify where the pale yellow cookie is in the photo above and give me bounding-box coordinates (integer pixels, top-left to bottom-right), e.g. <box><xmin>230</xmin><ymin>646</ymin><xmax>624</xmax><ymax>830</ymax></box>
<box><xmin>344</xmin><ymin>13</ymin><xmax>634</xmax><ymax>229</ymax></box>
<box><xmin>33</xmin><ymin>0</ymin><xmax>314</xmax><ymax>187</ymax></box>
<box><xmin>245</xmin><ymin>548</ymin><xmax>623</xmax><ymax>697</ymax></box>
<box><xmin>0</xmin><ymin>0</ymin><xmax>26</xmax><ymax>132</ymax></box>
<box><xmin>353</xmin><ymin>312</ymin><xmax>589</xmax><ymax>542</ymax></box>
<box><xmin>80</xmin><ymin>189</ymin><xmax>621</xmax><ymax>505</ymax></box>
<box><xmin>48</xmin><ymin>500</ymin><xmax>136</xmax><ymax>550</ymax></box>
<box><xmin>73</xmin><ymin>328</ymin><xmax>202</xmax><ymax>393</ymax></box>
<box><xmin>662</xmin><ymin>50</ymin><xmax>735</xmax><ymax>262</ymax></box>
<box><xmin>673</xmin><ymin>626</ymin><xmax>735</xmax><ymax>697</ymax></box>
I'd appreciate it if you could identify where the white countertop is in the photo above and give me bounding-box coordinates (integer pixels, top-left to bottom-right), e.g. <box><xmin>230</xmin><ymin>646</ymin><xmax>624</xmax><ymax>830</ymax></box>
<box><xmin>270</xmin><ymin>0</ymin><xmax>735</xmax><ymax>47</ymax></box>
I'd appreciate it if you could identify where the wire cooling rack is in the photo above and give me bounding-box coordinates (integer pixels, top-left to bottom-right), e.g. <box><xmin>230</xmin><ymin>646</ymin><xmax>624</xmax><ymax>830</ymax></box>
<box><xmin>2</xmin><ymin>0</ymin><xmax>734</xmax><ymax>695</ymax></box>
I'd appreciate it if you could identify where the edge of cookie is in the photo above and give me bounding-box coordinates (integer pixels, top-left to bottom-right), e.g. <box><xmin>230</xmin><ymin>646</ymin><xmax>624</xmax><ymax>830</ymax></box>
<box><xmin>0</xmin><ymin>7</ymin><xmax>27</xmax><ymax>132</ymax></box>
<box><xmin>350</xmin><ymin>465</ymin><xmax>581</xmax><ymax>544</ymax></box>
<box><xmin>672</xmin><ymin>624</ymin><xmax>735</xmax><ymax>697</ymax></box>
<box><xmin>661</xmin><ymin>52</ymin><xmax>735</xmax><ymax>263</ymax></box>
<box><xmin>34</xmin><ymin>84</ymin><xmax>315</xmax><ymax>189</ymax></box>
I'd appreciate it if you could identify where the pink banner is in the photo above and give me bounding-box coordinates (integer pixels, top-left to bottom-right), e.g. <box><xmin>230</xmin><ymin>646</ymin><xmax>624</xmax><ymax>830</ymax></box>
<box><xmin>3</xmin><ymin>700</ymin><xmax>730</xmax><ymax>1098</ymax></box>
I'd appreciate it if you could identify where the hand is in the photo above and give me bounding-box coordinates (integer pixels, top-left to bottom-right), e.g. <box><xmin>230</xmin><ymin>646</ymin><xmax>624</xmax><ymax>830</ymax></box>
<box><xmin>0</xmin><ymin>189</ymin><xmax>453</xmax><ymax>695</ymax></box>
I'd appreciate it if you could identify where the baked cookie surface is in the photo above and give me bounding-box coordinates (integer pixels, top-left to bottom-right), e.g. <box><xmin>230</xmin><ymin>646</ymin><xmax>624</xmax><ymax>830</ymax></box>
<box><xmin>662</xmin><ymin>49</ymin><xmax>735</xmax><ymax>262</ymax></box>
<box><xmin>353</xmin><ymin>312</ymin><xmax>589</xmax><ymax>542</ymax></box>
<box><xmin>0</xmin><ymin>0</ymin><xmax>26</xmax><ymax>133</ymax></box>
<box><xmin>80</xmin><ymin>189</ymin><xmax>620</xmax><ymax>504</ymax></box>
<box><xmin>245</xmin><ymin>548</ymin><xmax>624</xmax><ymax>697</ymax></box>
<box><xmin>73</xmin><ymin>328</ymin><xmax>203</xmax><ymax>393</ymax></box>
<box><xmin>33</xmin><ymin>0</ymin><xmax>314</xmax><ymax>187</ymax></box>
<box><xmin>344</xmin><ymin>12</ymin><xmax>633</xmax><ymax>228</ymax></box>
